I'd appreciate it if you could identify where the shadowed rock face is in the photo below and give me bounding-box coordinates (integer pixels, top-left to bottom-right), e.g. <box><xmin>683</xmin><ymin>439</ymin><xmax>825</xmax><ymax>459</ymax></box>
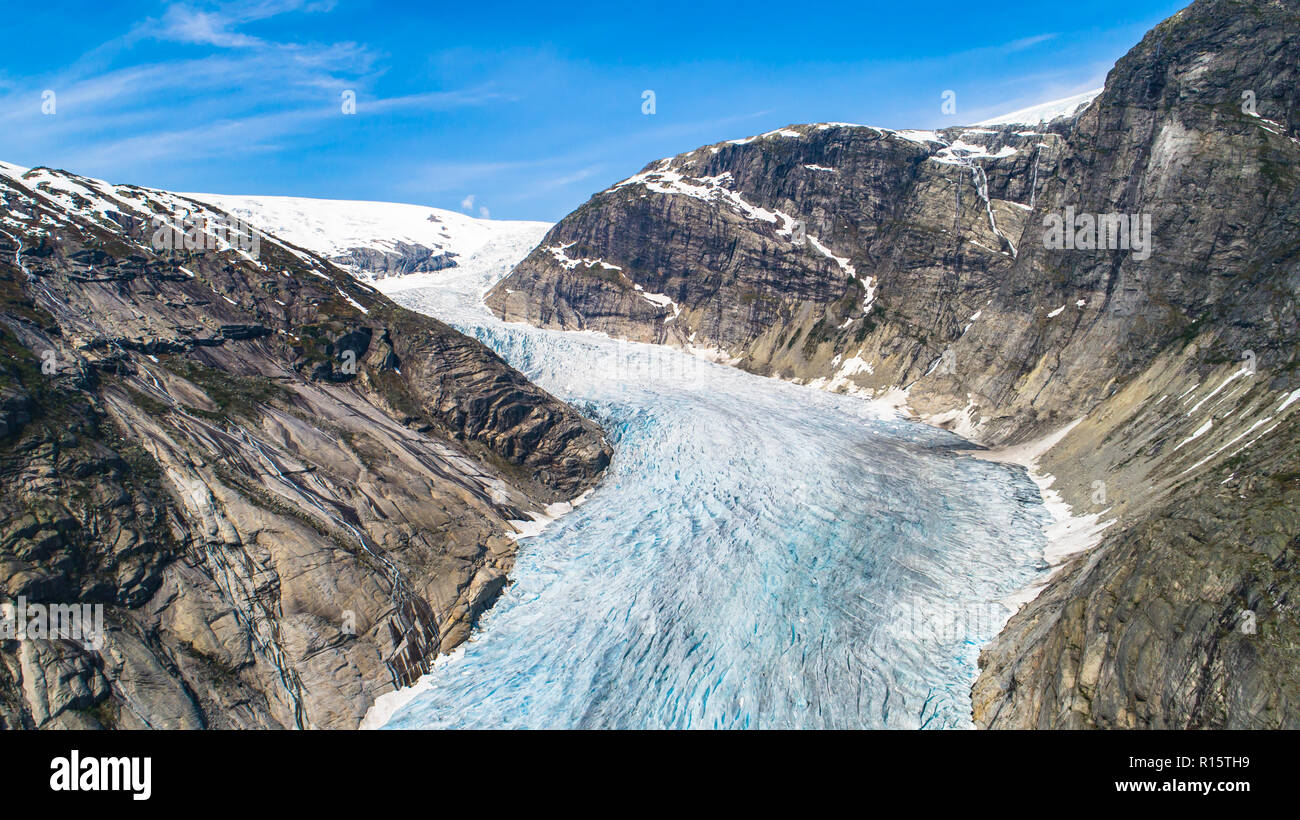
<box><xmin>487</xmin><ymin>0</ymin><xmax>1300</xmax><ymax>728</ymax></box>
<box><xmin>0</xmin><ymin>167</ymin><xmax>610</xmax><ymax>729</ymax></box>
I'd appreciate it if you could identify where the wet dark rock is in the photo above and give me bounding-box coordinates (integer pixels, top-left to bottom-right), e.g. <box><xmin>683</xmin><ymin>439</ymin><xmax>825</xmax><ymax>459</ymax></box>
<box><xmin>217</xmin><ymin>324</ymin><xmax>272</xmax><ymax>341</ymax></box>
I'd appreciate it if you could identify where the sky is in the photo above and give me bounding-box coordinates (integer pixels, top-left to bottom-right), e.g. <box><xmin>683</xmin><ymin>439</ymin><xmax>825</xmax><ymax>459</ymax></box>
<box><xmin>0</xmin><ymin>0</ymin><xmax>1188</xmax><ymax>221</ymax></box>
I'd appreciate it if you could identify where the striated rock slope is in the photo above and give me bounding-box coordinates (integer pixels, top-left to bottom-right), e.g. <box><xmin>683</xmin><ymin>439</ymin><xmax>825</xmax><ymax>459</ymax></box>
<box><xmin>487</xmin><ymin>0</ymin><xmax>1300</xmax><ymax>727</ymax></box>
<box><xmin>0</xmin><ymin>164</ymin><xmax>610</xmax><ymax>729</ymax></box>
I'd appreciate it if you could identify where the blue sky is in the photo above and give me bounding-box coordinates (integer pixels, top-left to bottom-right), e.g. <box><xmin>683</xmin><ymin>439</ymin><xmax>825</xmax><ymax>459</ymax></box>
<box><xmin>1</xmin><ymin>0</ymin><xmax>1187</xmax><ymax>221</ymax></box>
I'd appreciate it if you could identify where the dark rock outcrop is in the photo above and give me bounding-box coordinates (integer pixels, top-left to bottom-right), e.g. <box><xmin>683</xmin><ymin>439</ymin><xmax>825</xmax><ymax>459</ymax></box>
<box><xmin>332</xmin><ymin>241</ymin><xmax>458</xmax><ymax>279</ymax></box>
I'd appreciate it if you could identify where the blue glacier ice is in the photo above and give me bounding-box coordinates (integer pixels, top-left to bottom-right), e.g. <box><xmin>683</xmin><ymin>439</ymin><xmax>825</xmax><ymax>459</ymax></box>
<box><xmin>375</xmin><ymin>231</ymin><xmax>1051</xmax><ymax>729</ymax></box>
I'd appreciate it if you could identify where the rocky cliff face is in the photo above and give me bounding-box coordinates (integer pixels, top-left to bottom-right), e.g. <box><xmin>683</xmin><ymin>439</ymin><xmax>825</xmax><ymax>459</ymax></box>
<box><xmin>487</xmin><ymin>0</ymin><xmax>1300</xmax><ymax>727</ymax></box>
<box><xmin>0</xmin><ymin>166</ymin><xmax>610</xmax><ymax>728</ymax></box>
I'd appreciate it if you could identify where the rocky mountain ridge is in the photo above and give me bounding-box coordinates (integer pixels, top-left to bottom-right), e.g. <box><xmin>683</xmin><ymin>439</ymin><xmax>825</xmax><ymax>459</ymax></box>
<box><xmin>487</xmin><ymin>0</ymin><xmax>1300</xmax><ymax>727</ymax></box>
<box><xmin>0</xmin><ymin>163</ymin><xmax>610</xmax><ymax>728</ymax></box>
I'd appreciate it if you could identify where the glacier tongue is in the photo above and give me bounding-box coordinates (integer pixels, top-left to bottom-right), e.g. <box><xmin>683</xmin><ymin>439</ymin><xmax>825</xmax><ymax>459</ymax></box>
<box><xmin>373</xmin><ymin>230</ymin><xmax>1054</xmax><ymax>730</ymax></box>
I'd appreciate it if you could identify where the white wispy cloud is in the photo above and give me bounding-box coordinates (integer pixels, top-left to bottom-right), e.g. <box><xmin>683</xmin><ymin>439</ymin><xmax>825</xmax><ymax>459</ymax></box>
<box><xmin>1000</xmin><ymin>33</ymin><xmax>1058</xmax><ymax>53</ymax></box>
<box><xmin>0</xmin><ymin>1</ymin><xmax>517</xmax><ymax>179</ymax></box>
<box><xmin>145</xmin><ymin>0</ymin><xmax>338</xmax><ymax>49</ymax></box>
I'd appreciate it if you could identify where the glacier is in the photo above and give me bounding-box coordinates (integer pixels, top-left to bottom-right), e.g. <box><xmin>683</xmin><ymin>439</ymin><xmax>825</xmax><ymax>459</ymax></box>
<box><xmin>364</xmin><ymin>223</ymin><xmax>1052</xmax><ymax>730</ymax></box>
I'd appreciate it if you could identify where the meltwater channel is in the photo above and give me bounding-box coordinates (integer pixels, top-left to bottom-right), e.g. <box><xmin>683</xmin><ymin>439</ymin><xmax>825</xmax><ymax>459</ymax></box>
<box><xmin>374</xmin><ymin>225</ymin><xmax>1052</xmax><ymax>730</ymax></box>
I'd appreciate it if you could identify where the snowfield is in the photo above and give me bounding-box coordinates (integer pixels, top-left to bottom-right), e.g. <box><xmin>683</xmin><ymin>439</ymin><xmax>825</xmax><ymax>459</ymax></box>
<box><xmin>975</xmin><ymin>88</ymin><xmax>1103</xmax><ymax>126</ymax></box>
<box><xmin>185</xmin><ymin>192</ymin><xmax>550</xmax><ymax>284</ymax></box>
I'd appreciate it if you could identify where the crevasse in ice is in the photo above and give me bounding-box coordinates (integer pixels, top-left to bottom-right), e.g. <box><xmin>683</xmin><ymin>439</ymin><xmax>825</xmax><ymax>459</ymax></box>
<box><xmin>377</xmin><ymin>225</ymin><xmax>1050</xmax><ymax>729</ymax></box>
